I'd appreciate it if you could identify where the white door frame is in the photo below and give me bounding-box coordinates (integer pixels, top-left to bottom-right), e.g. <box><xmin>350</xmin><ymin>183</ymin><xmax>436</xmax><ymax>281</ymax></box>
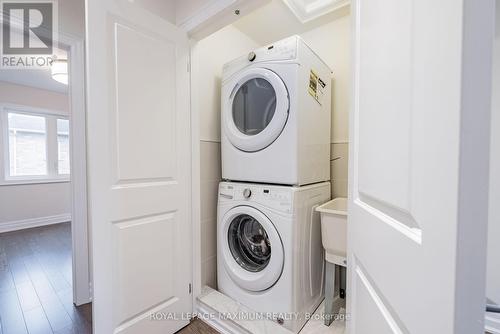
<box><xmin>190</xmin><ymin>38</ymin><xmax>203</xmax><ymax>307</ymax></box>
<box><xmin>63</xmin><ymin>32</ymin><xmax>92</xmax><ymax>306</ymax></box>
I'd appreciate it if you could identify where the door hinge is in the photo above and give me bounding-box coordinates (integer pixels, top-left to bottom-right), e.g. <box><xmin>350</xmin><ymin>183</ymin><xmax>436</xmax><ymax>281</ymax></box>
<box><xmin>89</xmin><ymin>281</ymin><xmax>93</xmax><ymax>300</ymax></box>
<box><xmin>189</xmin><ymin>283</ymin><xmax>192</xmax><ymax>294</ymax></box>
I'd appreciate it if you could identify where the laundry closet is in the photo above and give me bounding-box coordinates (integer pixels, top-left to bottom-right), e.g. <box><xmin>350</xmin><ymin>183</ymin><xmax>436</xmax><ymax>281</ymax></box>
<box><xmin>191</xmin><ymin>1</ymin><xmax>351</xmax><ymax>332</ymax></box>
<box><xmin>83</xmin><ymin>0</ymin><xmax>495</xmax><ymax>332</ymax></box>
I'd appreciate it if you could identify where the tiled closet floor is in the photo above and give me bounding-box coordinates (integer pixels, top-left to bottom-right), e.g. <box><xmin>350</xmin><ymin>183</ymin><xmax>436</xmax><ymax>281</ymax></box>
<box><xmin>0</xmin><ymin>223</ymin><xmax>92</xmax><ymax>334</ymax></box>
<box><xmin>197</xmin><ymin>286</ymin><xmax>346</xmax><ymax>334</ymax></box>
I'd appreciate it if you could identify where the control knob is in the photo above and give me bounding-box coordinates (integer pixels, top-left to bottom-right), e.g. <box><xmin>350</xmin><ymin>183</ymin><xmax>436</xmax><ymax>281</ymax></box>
<box><xmin>243</xmin><ymin>188</ymin><xmax>252</xmax><ymax>198</ymax></box>
<box><xmin>248</xmin><ymin>51</ymin><xmax>256</xmax><ymax>62</ymax></box>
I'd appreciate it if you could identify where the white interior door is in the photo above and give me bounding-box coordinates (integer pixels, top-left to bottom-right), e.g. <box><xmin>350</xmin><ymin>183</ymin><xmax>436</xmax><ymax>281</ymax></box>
<box><xmin>86</xmin><ymin>1</ymin><xmax>192</xmax><ymax>333</ymax></box>
<box><xmin>348</xmin><ymin>1</ymin><xmax>494</xmax><ymax>333</ymax></box>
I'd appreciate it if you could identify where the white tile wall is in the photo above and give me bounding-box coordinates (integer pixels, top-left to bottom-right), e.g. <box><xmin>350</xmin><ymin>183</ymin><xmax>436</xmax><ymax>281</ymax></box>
<box><xmin>200</xmin><ymin>141</ymin><xmax>222</xmax><ymax>289</ymax></box>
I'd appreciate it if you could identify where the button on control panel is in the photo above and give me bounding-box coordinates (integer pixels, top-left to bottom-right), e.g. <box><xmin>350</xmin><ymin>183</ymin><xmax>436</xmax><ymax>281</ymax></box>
<box><xmin>219</xmin><ymin>184</ymin><xmax>235</xmax><ymax>199</ymax></box>
<box><xmin>243</xmin><ymin>188</ymin><xmax>252</xmax><ymax>198</ymax></box>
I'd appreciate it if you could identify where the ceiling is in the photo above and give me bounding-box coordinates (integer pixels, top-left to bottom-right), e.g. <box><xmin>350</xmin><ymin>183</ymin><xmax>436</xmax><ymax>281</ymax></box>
<box><xmin>282</xmin><ymin>0</ymin><xmax>349</xmax><ymax>23</ymax></box>
<box><xmin>233</xmin><ymin>0</ymin><xmax>349</xmax><ymax>45</ymax></box>
<box><xmin>0</xmin><ymin>48</ymin><xmax>68</xmax><ymax>94</ymax></box>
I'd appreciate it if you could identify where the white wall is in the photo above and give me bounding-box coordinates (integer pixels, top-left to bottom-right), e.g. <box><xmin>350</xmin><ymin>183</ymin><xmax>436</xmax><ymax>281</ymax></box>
<box><xmin>0</xmin><ymin>82</ymin><xmax>71</xmax><ymax>231</ymax></box>
<box><xmin>487</xmin><ymin>2</ymin><xmax>500</xmax><ymax>306</ymax></box>
<box><xmin>192</xmin><ymin>25</ymin><xmax>260</xmax><ymax>288</ymax></box>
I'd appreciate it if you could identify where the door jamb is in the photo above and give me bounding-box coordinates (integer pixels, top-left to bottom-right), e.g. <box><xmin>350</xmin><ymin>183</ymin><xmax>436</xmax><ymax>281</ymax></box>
<box><xmin>62</xmin><ymin>32</ymin><xmax>91</xmax><ymax>306</ymax></box>
<box><xmin>190</xmin><ymin>40</ymin><xmax>202</xmax><ymax>307</ymax></box>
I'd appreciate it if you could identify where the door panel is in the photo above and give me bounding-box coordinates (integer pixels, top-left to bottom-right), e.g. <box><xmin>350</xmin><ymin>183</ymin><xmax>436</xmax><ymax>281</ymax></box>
<box><xmin>86</xmin><ymin>1</ymin><xmax>192</xmax><ymax>333</ymax></box>
<box><xmin>348</xmin><ymin>0</ymin><xmax>494</xmax><ymax>333</ymax></box>
<box><xmin>353</xmin><ymin>266</ymin><xmax>406</xmax><ymax>333</ymax></box>
<box><xmin>113</xmin><ymin>213</ymin><xmax>176</xmax><ymax>322</ymax></box>
<box><xmin>358</xmin><ymin>0</ymin><xmax>412</xmax><ymax>213</ymax></box>
<box><xmin>112</xmin><ymin>22</ymin><xmax>177</xmax><ymax>182</ymax></box>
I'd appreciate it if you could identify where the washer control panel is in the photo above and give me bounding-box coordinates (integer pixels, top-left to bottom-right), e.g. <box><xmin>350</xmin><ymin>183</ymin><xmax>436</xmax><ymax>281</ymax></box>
<box><xmin>219</xmin><ymin>183</ymin><xmax>293</xmax><ymax>213</ymax></box>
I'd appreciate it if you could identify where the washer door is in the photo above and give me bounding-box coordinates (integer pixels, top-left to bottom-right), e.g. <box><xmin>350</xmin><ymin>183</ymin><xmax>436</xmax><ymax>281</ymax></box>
<box><xmin>223</xmin><ymin>68</ymin><xmax>289</xmax><ymax>152</ymax></box>
<box><xmin>220</xmin><ymin>206</ymin><xmax>284</xmax><ymax>292</ymax></box>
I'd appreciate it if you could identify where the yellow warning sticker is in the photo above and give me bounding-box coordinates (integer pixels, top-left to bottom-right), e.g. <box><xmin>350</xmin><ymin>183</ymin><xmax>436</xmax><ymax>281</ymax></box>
<box><xmin>308</xmin><ymin>69</ymin><xmax>326</xmax><ymax>106</ymax></box>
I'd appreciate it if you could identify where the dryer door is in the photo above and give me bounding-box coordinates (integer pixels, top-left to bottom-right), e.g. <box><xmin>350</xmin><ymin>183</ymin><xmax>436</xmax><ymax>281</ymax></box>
<box><xmin>223</xmin><ymin>68</ymin><xmax>289</xmax><ymax>152</ymax></box>
<box><xmin>220</xmin><ymin>206</ymin><xmax>284</xmax><ymax>292</ymax></box>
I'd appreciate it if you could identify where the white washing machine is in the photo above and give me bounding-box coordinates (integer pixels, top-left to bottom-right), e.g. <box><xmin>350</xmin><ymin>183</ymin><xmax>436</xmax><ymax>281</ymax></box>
<box><xmin>217</xmin><ymin>181</ymin><xmax>330</xmax><ymax>333</ymax></box>
<box><xmin>221</xmin><ymin>35</ymin><xmax>332</xmax><ymax>186</ymax></box>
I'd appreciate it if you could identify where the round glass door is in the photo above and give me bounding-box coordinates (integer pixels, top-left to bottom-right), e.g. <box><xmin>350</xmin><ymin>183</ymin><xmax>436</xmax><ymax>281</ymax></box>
<box><xmin>220</xmin><ymin>206</ymin><xmax>284</xmax><ymax>292</ymax></box>
<box><xmin>232</xmin><ymin>79</ymin><xmax>277</xmax><ymax>136</ymax></box>
<box><xmin>223</xmin><ymin>68</ymin><xmax>289</xmax><ymax>152</ymax></box>
<box><xmin>228</xmin><ymin>214</ymin><xmax>271</xmax><ymax>272</ymax></box>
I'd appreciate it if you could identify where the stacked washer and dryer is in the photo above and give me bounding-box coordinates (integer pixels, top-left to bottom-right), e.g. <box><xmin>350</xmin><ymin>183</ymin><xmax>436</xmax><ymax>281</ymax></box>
<box><xmin>217</xmin><ymin>36</ymin><xmax>332</xmax><ymax>333</ymax></box>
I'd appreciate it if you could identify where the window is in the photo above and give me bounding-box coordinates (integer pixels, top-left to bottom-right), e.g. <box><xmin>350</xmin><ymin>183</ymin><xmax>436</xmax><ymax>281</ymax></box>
<box><xmin>8</xmin><ymin>113</ymin><xmax>47</xmax><ymax>176</ymax></box>
<box><xmin>57</xmin><ymin>119</ymin><xmax>70</xmax><ymax>175</ymax></box>
<box><xmin>1</xmin><ymin>106</ymin><xmax>70</xmax><ymax>183</ymax></box>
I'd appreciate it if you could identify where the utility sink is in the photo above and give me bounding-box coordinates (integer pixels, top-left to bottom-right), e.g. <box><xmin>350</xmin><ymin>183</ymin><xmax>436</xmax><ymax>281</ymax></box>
<box><xmin>316</xmin><ymin>197</ymin><xmax>347</xmax><ymax>267</ymax></box>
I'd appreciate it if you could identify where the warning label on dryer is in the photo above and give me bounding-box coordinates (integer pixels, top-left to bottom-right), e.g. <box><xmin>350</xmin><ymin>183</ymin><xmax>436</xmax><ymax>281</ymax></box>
<box><xmin>308</xmin><ymin>69</ymin><xmax>326</xmax><ymax>106</ymax></box>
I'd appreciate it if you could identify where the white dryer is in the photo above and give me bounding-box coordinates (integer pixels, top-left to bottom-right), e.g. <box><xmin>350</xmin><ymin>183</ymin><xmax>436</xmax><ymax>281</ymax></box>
<box><xmin>221</xmin><ymin>35</ymin><xmax>332</xmax><ymax>186</ymax></box>
<box><xmin>217</xmin><ymin>181</ymin><xmax>330</xmax><ymax>333</ymax></box>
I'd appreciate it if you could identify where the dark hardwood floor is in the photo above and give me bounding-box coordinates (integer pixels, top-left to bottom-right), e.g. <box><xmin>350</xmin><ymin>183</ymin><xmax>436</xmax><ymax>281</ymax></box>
<box><xmin>0</xmin><ymin>223</ymin><xmax>92</xmax><ymax>334</ymax></box>
<box><xmin>176</xmin><ymin>319</ymin><xmax>219</xmax><ymax>334</ymax></box>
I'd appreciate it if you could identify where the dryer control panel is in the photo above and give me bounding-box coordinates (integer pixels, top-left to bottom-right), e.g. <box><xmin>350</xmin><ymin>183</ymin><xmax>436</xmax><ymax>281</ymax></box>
<box><xmin>222</xmin><ymin>35</ymin><xmax>299</xmax><ymax>81</ymax></box>
<box><xmin>219</xmin><ymin>182</ymin><xmax>293</xmax><ymax>213</ymax></box>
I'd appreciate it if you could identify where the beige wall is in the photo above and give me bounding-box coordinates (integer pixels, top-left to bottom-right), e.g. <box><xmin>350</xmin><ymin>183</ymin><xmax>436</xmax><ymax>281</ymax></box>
<box><xmin>0</xmin><ymin>82</ymin><xmax>71</xmax><ymax>229</ymax></box>
<box><xmin>193</xmin><ymin>25</ymin><xmax>260</xmax><ymax>142</ymax></box>
<box><xmin>487</xmin><ymin>2</ymin><xmax>500</xmax><ymax>306</ymax></box>
<box><xmin>175</xmin><ymin>0</ymin><xmax>207</xmax><ymax>25</ymax></box>
<box><xmin>135</xmin><ymin>0</ymin><xmax>176</xmax><ymax>24</ymax></box>
<box><xmin>193</xmin><ymin>25</ymin><xmax>260</xmax><ymax>288</ymax></box>
<box><xmin>299</xmin><ymin>16</ymin><xmax>350</xmax><ymax>145</ymax></box>
<box><xmin>59</xmin><ymin>0</ymin><xmax>85</xmax><ymax>38</ymax></box>
<box><xmin>299</xmin><ymin>15</ymin><xmax>351</xmax><ymax>198</ymax></box>
<box><xmin>0</xmin><ymin>81</ymin><xmax>69</xmax><ymax>112</ymax></box>
<box><xmin>0</xmin><ymin>183</ymin><xmax>71</xmax><ymax>224</ymax></box>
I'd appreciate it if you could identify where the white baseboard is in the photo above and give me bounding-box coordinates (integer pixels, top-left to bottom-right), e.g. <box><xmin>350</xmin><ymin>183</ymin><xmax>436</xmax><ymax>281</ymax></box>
<box><xmin>0</xmin><ymin>214</ymin><xmax>71</xmax><ymax>233</ymax></box>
